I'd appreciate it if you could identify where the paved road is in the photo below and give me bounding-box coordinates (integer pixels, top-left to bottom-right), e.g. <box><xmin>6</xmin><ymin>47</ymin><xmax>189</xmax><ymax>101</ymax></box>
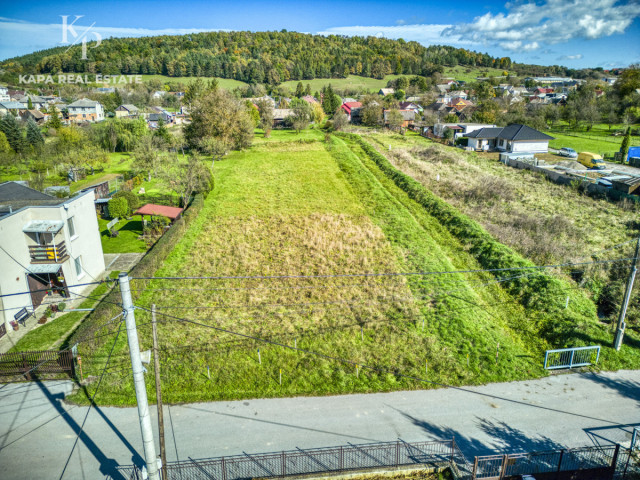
<box><xmin>0</xmin><ymin>370</ymin><xmax>638</xmax><ymax>479</ymax></box>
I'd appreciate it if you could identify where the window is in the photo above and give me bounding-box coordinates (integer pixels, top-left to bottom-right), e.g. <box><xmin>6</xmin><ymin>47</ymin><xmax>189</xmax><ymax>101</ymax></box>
<box><xmin>74</xmin><ymin>256</ymin><xmax>83</xmax><ymax>278</ymax></box>
<box><xmin>67</xmin><ymin>217</ymin><xmax>76</xmax><ymax>238</ymax></box>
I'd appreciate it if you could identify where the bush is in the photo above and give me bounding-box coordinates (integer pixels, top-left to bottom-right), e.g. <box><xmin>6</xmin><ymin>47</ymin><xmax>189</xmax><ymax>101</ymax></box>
<box><xmin>113</xmin><ymin>190</ymin><xmax>140</xmax><ymax>213</ymax></box>
<box><xmin>108</xmin><ymin>197</ymin><xmax>128</xmax><ymax>219</ymax></box>
<box><xmin>58</xmin><ymin>302</ymin><xmax>66</xmax><ymax>312</ymax></box>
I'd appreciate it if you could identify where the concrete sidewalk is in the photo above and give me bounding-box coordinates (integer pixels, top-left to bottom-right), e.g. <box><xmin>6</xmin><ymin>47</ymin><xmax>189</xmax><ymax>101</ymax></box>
<box><xmin>0</xmin><ymin>370</ymin><xmax>638</xmax><ymax>479</ymax></box>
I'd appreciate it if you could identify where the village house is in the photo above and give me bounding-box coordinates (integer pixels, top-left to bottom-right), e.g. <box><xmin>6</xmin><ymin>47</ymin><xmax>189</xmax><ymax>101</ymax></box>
<box><xmin>464</xmin><ymin>124</ymin><xmax>554</xmax><ymax>153</ymax></box>
<box><xmin>433</xmin><ymin>123</ymin><xmax>497</xmax><ymax>140</ymax></box>
<box><xmin>340</xmin><ymin>101</ymin><xmax>362</xmax><ymax>122</ymax></box>
<box><xmin>17</xmin><ymin>95</ymin><xmax>47</xmax><ymax>110</ymax></box>
<box><xmin>0</xmin><ymin>182</ymin><xmax>105</xmax><ymax>334</ymax></box>
<box><xmin>273</xmin><ymin>108</ymin><xmax>294</xmax><ymax>127</ymax></box>
<box><xmin>115</xmin><ymin>104</ymin><xmax>140</xmax><ymax>118</ymax></box>
<box><xmin>66</xmin><ymin>98</ymin><xmax>105</xmax><ymax>123</ymax></box>
<box><xmin>384</xmin><ymin>109</ymin><xmax>416</xmax><ymax>128</ymax></box>
<box><xmin>301</xmin><ymin>95</ymin><xmax>319</xmax><ymax>105</ymax></box>
<box><xmin>379</xmin><ymin>88</ymin><xmax>395</xmax><ymax>96</ymax></box>
<box><xmin>0</xmin><ymin>101</ymin><xmax>28</xmax><ymax>117</ymax></box>
<box><xmin>20</xmin><ymin>109</ymin><xmax>47</xmax><ymax>124</ymax></box>
<box><xmin>0</xmin><ymin>86</ymin><xmax>9</xmax><ymax>103</ymax></box>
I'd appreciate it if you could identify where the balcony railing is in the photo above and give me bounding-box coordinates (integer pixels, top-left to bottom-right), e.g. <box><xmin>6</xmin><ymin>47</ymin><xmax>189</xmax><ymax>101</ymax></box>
<box><xmin>29</xmin><ymin>241</ymin><xmax>69</xmax><ymax>264</ymax></box>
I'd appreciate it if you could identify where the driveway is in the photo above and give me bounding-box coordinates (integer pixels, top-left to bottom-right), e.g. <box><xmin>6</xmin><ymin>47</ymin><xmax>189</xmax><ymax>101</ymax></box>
<box><xmin>0</xmin><ymin>370</ymin><xmax>638</xmax><ymax>479</ymax></box>
<box><xmin>103</xmin><ymin>253</ymin><xmax>145</xmax><ymax>272</ymax></box>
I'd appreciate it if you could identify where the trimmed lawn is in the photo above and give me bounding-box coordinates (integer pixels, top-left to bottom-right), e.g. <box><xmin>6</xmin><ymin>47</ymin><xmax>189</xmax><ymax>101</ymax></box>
<box><xmin>98</xmin><ymin>217</ymin><xmax>147</xmax><ymax>253</ymax></box>
<box><xmin>139</xmin><ymin>75</ymin><xmax>247</xmax><ymax>90</ymax></box>
<box><xmin>9</xmin><ymin>282</ymin><xmax>113</xmax><ymax>352</ymax></box>
<box><xmin>442</xmin><ymin>65</ymin><xmax>510</xmax><ymax>83</ymax></box>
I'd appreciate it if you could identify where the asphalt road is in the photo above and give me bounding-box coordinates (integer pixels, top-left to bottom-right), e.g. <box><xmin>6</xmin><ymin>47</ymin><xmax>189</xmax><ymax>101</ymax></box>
<box><xmin>0</xmin><ymin>370</ymin><xmax>638</xmax><ymax>479</ymax></box>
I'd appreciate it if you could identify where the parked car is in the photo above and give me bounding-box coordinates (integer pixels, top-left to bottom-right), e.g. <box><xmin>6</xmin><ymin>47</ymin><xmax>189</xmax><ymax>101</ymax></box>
<box><xmin>578</xmin><ymin>151</ymin><xmax>606</xmax><ymax>170</ymax></box>
<box><xmin>559</xmin><ymin>147</ymin><xmax>578</xmax><ymax>158</ymax></box>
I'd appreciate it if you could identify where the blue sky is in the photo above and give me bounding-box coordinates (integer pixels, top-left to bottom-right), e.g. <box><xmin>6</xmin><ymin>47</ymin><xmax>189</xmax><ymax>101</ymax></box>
<box><xmin>1</xmin><ymin>0</ymin><xmax>639</xmax><ymax>69</ymax></box>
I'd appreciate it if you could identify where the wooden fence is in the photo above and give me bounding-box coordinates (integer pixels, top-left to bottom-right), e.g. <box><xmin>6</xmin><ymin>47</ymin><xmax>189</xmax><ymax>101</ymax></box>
<box><xmin>0</xmin><ymin>350</ymin><xmax>74</xmax><ymax>379</ymax></box>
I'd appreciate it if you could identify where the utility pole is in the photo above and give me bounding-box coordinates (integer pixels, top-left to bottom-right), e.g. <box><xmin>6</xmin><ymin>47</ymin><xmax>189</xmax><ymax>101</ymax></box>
<box><xmin>614</xmin><ymin>237</ymin><xmax>640</xmax><ymax>351</ymax></box>
<box><xmin>119</xmin><ymin>273</ymin><xmax>160</xmax><ymax>480</ymax></box>
<box><xmin>152</xmin><ymin>305</ymin><xmax>168</xmax><ymax>480</ymax></box>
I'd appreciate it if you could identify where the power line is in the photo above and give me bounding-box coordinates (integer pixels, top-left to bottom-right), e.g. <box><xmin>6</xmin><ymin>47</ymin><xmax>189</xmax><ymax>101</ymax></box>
<box><xmin>130</xmin><ymin>257</ymin><xmax>633</xmax><ymax>282</ymax></box>
<box><xmin>143</xmin><ymin>306</ymin><xmax>625</xmax><ymax>426</ymax></box>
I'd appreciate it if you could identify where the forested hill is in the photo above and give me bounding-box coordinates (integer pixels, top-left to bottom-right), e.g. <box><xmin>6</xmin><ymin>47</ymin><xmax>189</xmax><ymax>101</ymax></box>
<box><xmin>2</xmin><ymin>30</ymin><xmax>513</xmax><ymax>84</ymax></box>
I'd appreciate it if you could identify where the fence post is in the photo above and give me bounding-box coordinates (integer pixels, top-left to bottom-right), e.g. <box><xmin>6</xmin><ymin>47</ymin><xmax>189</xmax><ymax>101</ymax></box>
<box><xmin>22</xmin><ymin>352</ymin><xmax>30</xmax><ymax>380</ymax></box>
<box><xmin>472</xmin><ymin>457</ymin><xmax>478</xmax><ymax>480</ymax></box>
<box><xmin>569</xmin><ymin>349</ymin><xmax>575</xmax><ymax>368</ymax></box>
<box><xmin>556</xmin><ymin>449</ymin><xmax>564</xmax><ymax>479</ymax></box>
<box><xmin>611</xmin><ymin>444</ymin><xmax>620</xmax><ymax>472</ymax></box>
<box><xmin>623</xmin><ymin>447</ymin><xmax>632</xmax><ymax>479</ymax></box>
<box><xmin>395</xmin><ymin>441</ymin><xmax>400</xmax><ymax>467</ymax></box>
<box><xmin>281</xmin><ymin>451</ymin><xmax>286</xmax><ymax>477</ymax></box>
<box><xmin>221</xmin><ymin>457</ymin><xmax>227</xmax><ymax>480</ymax></box>
<box><xmin>499</xmin><ymin>454</ymin><xmax>508</xmax><ymax>480</ymax></box>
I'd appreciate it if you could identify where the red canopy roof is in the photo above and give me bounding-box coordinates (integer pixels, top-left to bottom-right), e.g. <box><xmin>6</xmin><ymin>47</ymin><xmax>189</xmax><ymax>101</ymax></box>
<box><xmin>135</xmin><ymin>204</ymin><xmax>184</xmax><ymax>220</ymax></box>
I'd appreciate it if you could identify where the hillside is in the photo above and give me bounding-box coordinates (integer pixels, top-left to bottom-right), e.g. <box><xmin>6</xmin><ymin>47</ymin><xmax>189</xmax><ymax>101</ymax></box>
<box><xmin>2</xmin><ymin>31</ymin><xmax>513</xmax><ymax>84</ymax></box>
<box><xmin>68</xmin><ymin>129</ymin><xmax>638</xmax><ymax>407</ymax></box>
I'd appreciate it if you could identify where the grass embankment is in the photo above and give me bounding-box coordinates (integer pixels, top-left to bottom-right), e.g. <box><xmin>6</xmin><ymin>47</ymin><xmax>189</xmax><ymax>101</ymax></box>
<box><xmin>279</xmin><ymin>75</ymin><xmax>408</xmax><ymax>93</ymax></box>
<box><xmin>441</xmin><ymin>66</ymin><xmax>509</xmax><ymax>83</ymax></box>
<box><xmin>72</xmin><ymin>129</ymin><xmax>614</xmax><ymax>406</ymax></box>
<box><xmin>359</xmin><ymin>130</ymin><xmax>640</xmax><ymax>366</ymax></box>
<box><xmin>138</xmin><ymin>75</ymin><xmax>247</xmax><ymax>90</ymax></box>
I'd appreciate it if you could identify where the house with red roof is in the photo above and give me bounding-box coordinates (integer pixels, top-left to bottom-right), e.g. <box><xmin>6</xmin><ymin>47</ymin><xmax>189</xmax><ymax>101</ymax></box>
<box><xmin>340</xmin><ymin>101</ymin><xmax>362</xmax><ymax>122</ymax></box>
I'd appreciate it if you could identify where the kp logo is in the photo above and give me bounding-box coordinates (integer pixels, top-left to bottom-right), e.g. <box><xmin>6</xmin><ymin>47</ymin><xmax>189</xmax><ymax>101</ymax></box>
<box><xmin>60</xmin><ymin>15</ymin><xmax>102</xmax><ymax>60</ymax></box>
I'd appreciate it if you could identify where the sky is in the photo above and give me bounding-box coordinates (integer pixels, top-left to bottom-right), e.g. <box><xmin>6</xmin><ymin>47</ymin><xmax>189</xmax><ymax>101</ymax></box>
<box><xmin>1</xmin><ymin>0</ymin><xmax>639</xmax><ymax>69</ymax></box>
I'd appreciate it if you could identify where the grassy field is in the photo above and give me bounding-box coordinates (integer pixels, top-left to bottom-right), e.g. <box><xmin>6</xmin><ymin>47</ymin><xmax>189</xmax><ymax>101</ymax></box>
<box><xmin>279</xmin><ymin>75</ymin><xmax>409</xmax><ymax>93</ymax></box>
<box><xmin>68</xmin><ymin>127</ymin><xmax>637</xmax><ymax>407</ymax></box>
<box><xmin>548</xmin><ymin>124</ymin><xmax>640</xmax><ymax>156</ymax></box>
<box><xmin>138</xmin><ymin>75</ymin><xmax>247</xmax><ymax>90</ymax></box>
<box><xmin>441</xmin><ymin>66</ymin><xmax>510</xmax><ymax>83</ymax></box>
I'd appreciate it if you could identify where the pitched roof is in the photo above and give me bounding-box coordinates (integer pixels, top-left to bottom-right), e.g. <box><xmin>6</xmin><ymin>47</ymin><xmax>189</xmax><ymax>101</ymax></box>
<box><xmin>273</xmin><ymin>108</ymin><xmax>294</xmax><ymax>120</ymax></box>
<box><xmin>0</xmin><ymin>101</ymin><xmax>27</xmax><ymax>109</ymax></box>
<box><xmin>117</xmin><ymin>104</ymin><xmax>139</xmax><ymax>112</ymax></box>
<box><xmin>499</xmin><ymin>124</ymin><xmax>554</xmax><ymax>141</ymax></box>
<box><xmin>465</xmin><ymin>127</ymin><xmax>504</xmax><ymax>139</ymax></box>
<box><xmin>341</xmin><ymin>101</ymin><xmax>362</xmax><ymax>114</ymax></box>
<box><xmin>135</xmin><ymin>204</ymin><xmax>184</xmax><ymax>220</ymax></box>
<box><xmin>301</xmin><ymin>95</ymin><xmax>319</xmax><ymax>104</ymax></box>
<box><xmin>0</xmin><ymin>181</ymin><xmax>54</xmax><ymax>203</ymax></box>
<box><xmin>379</xmin><ymin>88</ymin><xmax>395</xmax><ymax>96</ymax></box>
<box><xmin>68</xmin><ymin>98</ymin><xmax>101</xmax><ymax>108</ymax></box>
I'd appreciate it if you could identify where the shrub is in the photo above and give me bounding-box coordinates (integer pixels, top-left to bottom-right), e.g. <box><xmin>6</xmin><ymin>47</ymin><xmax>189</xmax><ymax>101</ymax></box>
<box><xmin>108</xmin><ymin>197</ymin><xmax>128</xmax><ymax>219</ymax></box>
<box><xmin>113</xmin><ymin>190</ymin><xmax>139</xmax><ymax>213</ymax></box>
<box><xmin>58</xmin><ymin>302</ymin><xmax>66</xmax><ymax>312</ymax></box>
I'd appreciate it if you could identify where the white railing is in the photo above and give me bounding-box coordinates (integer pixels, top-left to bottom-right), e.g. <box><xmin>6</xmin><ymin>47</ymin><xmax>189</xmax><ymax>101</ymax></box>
<box><xmin>544</xmin><ymin>346</ymin><xmax>600</xmax><ymax>370</ymax></box>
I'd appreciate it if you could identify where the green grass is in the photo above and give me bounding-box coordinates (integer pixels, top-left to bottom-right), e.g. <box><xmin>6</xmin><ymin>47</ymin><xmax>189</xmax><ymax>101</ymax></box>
<box><xmin>9</xmin><ymin>282</ymin><xmax>112</xmax><ymax>352</ymax></box>
<box><xmin>70</xmin><ymin>128</ymin><xmax>602</xmax><ymax>406</ymax></box>
<box><xmin>548</xmin><ymin>124</ymin><xmax>640</xmax><ymax>156</ymax></box>
<box><xmin>442</xmin><ymin>66</ymin><xmax>510</xmax><ymax>83</ymax></box>
<box><xmin>279</xmin><ymin>75</ymin><xmax>410</xmax><ymax>93</ymax></box>
<box><xmin>138</xmin><ymin>75</ymin><xmax>247</xmax><ymax>90</ymax></box>
<box><xmin>98</xmin><ymin>217</ymin><xmax>147</xmax><ymax>253</ymax></box>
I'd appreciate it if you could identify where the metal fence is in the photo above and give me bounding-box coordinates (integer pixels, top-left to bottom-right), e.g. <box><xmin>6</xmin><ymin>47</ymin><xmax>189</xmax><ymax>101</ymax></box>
<box><xmin>118</xmin><ymin>439</ymin><xmax>463</xmax><ymax>480</ymax></box>
<box><xmin>0</xmin><ymin>349</ymin><xmax>74</xmax><ymax>379</ymax></box>
<box><xmin>472</xmin><ymin>444</ymin><xmax>625</xmax><ymax>480</ymax></box>
<box><xmin>544</xmin><ymin>346</ymin><xmax>600</xmax><ymax>370</ymax></box>
<box><xmin>632</xmin><ymin>428</ymin><xmax>640</xmax><ymax>452</ymax></box>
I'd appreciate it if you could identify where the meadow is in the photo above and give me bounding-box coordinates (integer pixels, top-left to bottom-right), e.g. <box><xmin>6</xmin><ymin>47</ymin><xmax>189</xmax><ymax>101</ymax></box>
<box><xmin>548</xmin><ymin>124</ymin><xmax>640</xmax><ymax>157</ymax></box>
<box><xmin>68</xmin><ymin>128</ymin><xmax>639</xmax><ymax>407</ymax></box>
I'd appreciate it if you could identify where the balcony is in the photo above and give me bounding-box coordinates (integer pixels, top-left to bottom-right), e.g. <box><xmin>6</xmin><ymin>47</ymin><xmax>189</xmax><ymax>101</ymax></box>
<box><xmin>29</xmin><ymin>241</ymin><xmax>69</xmax><ymax>264</ymax></box>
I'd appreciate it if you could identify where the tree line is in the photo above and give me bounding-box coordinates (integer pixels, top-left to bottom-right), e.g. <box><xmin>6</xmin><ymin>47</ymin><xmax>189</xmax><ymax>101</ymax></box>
<box><xmin>4</xmin><ymin>31</ymin><xmax>511</xmax><ymax>84</ymax></box>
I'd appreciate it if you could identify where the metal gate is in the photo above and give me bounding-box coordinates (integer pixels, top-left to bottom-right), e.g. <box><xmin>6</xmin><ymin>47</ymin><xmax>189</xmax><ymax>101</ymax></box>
<box><xmin>544</xmin><ymin>346</ymin><xmax>600</xmax><ymax>370</ymax></box>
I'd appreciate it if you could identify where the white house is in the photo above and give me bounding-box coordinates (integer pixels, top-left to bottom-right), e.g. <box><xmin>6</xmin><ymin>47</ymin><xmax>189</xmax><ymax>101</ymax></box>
<box><xmin>0</xmin><ymin>182</ymin><xmax>105</xmax><ymax>333</ymax></box>
<box><xmin>0</xmin><ymin>86</ymin><xmax>9</xmax><ymax>103</ymax></box>
<box><xmin>66</xmin><ymin>98</ymin><xmax>105</xmax><ymax>123</ymax></box>
<box><xmin>464</xmin><ymin>124</ymin><xmax>554</xmax><ymax>153</ymax></box>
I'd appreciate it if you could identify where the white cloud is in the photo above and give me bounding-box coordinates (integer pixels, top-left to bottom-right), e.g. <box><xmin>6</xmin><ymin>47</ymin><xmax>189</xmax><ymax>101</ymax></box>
<box><xmin>557</xmin><ymin>54</ymin><xmax>584</xmax><ymax>61</ymax></box>
<box><xmin>317</xmin><ymin>24</ymin><xmax>478</xmax><ymax>46</ymax></box>
<box><xmin>443</xmin><ymin>0</ymin><xmax>640</xmax><ymax>52</ymax></box>
<box><xmin>0</xmin><ymin>17</ymin><xmax>224</xmax><ymax>60</ymax></box>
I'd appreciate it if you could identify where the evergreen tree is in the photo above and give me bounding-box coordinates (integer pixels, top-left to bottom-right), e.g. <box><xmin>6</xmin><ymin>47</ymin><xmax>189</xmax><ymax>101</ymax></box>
<box><xmin>305</xmin><ymin>84</ymin><xmax>312</xmax><ymax>96</ymax></box>
<box><xmin>294</xmin><ymin>82</ymin><xmax>304</xmax><ymax>98</ymax></box>
<box><xmin>0</xmin><ymin>131</ymin><xmax>10</xmax><ymax>154</ymax></box>
<box><xmin>27</xmin><ymin>97</ymin><xmax>33</xmax><ymax>110</ymax></box>
<box><xmin>0</xmin><ymin>113</ymin><xmax>25</xmax><ymax>153</ymax></box>
<box><xmin>620</xmin><ymin>127</ymin><xmax>631</xmax><ymax>163</ymax></box>
<box><xmin>48</xmin><ymin>106</ymin><xmax>62</xmax><ymax>129</ymax></box>
<box><xmin>154</xmin><ymin>118</ymin><xmax>171</xmax><ymax>144</ymax></box>
<box><xmin>26</xmin><ymin>118</ymin><xmax>44</xmax><ymax>149</ymax></box>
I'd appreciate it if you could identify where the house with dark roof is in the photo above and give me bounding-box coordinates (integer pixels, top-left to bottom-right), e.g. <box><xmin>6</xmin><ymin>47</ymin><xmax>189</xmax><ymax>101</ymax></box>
<box><xmin>67</xmin><ymin>98</ymin><xmax>105</xmax><ymax>123</ymax></box>
<box><xmin>0</xmin><ymin>182</ymin><xmax>105</xmax><ymax>332</ymax></box>
<box><xmin>464</xmin><ymin>124</ymin><xmax>554</xmax><ymax>153</ymax></box>
<box><xmin>383</xmin><ymin>109</ymin><xmax>416</xmax><ymax>128</ymax></box>
<box><xmin>115</xmin><ymin>104</ymin><xmax>140</xmax><ymax>118</ymax></box>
